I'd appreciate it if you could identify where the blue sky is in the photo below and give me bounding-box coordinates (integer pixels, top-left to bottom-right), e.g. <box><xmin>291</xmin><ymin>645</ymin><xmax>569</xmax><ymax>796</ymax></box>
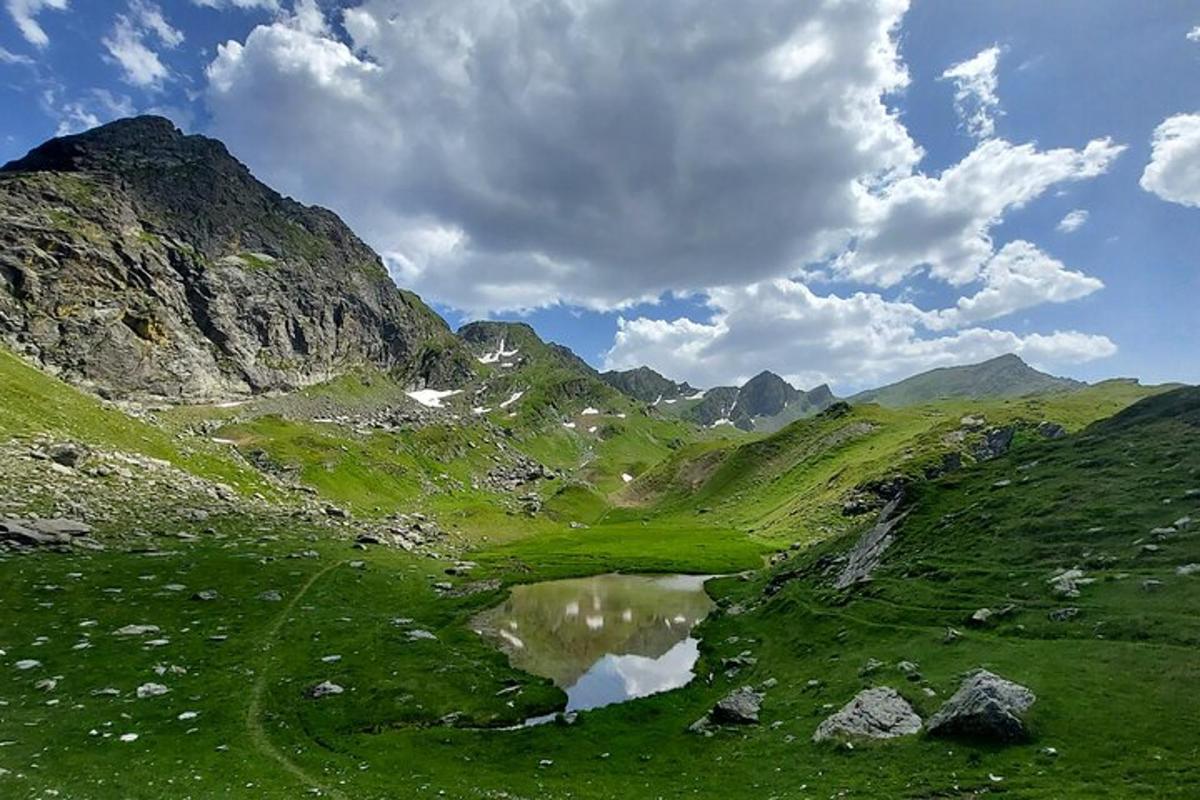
<box><xmin>2</xmin><ymin>1</ymin><xmax>1198</xmax><ymax>393</ymax></box>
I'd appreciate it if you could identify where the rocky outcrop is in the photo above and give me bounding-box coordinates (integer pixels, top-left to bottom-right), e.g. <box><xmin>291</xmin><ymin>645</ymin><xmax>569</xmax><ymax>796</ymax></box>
<box><xmin>926</xmin><ymin>670</ymin><xmax>1036</xmax><ymax>742</ymax></box>
<box><xmin>1</xmin><ymin>518</ymin><xmax>102</xmax><ymax>550</ymax></box>
<box><xmin>834</xmin><ymin>494</ymin><xmax>908</xmax><ymax>589</ymax></box>
<box><xmin>812</xmin><ymin>687</ymin><xmax>922</xmax><ymax>742</ymax></box>
<box><xmin>0</xmin><ymin>116</ymin><xmax>474</xmax><ymax>401</ymax></box>
<box><xmin>600</xmin><ymin>365</ymin><xmax>698</xmax><ymax>404</ymax></box>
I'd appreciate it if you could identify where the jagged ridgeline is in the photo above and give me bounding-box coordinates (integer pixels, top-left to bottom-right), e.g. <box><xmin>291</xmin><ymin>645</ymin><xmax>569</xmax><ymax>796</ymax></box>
<box><xmin>603</xmin><ymin>368</ymin><xmax>838</xmax><ymax>432</ymax></box>
<box><xmin>0</xmin><ymin>116</ymin><xmax>474</xmax><ymax>401</ymax></box>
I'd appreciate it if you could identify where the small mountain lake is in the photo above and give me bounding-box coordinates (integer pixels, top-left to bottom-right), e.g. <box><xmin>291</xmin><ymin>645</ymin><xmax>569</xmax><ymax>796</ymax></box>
<box><xmin>473</xmin><ymin>573</ymin><xmax>716</xmax><ymax>718</ymax></box>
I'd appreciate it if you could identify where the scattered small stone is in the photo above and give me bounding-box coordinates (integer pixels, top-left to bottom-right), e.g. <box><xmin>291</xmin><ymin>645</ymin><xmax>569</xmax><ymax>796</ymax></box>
<box><xmin>113</xmin><ymin>624</ymin><xmax>160</xmax><ymax>637</ymax></box>
<box><xmin>967</xmin><ymin>608</ymin><xmax>993</xmax><ymax>627</ymax></box>
<box><xmin>1049</xmin><ymin>607</ymin><xmax>1079</xmax><ymax>622</ymax></box>
<box><xmin>257</xmin><ymin>590</ymin><xmax>283</xmax><ymax>602</ymax></box>
<box><xmin>191</xmin><ymin>590</ymin><xmax>219</xmax><ymax>602</ymax></box>
<box><xmin>14</xmin><ymin>659</ymin><xmax>41</xmax><ymax>670</ymax></box>
<box><xmin>307</xmin><ymin>681</ymin><xmax>344</xmax><ymax>699</ymax></box>
<box><xmin>136</xmin><ymin>682</ymin><xmax>169</xmax><ymax>699</ymax></box>
<box><xmin>407</xmin><ymin>629</ymin><xmax>437</xmax><ymax>642</ymax></box>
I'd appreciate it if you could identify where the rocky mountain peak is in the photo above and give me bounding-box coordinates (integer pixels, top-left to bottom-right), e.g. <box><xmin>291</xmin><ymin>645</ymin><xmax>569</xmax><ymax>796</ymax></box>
<box><xmin>600</xmin><ymin>365</ymin><xmax>698</xmax><ymax>404</ymax></box>
<box><xmin>0</xmin><ymin>116</ymin><xmax>473</xmax><ymax>401</ymax></box>
<box><xmin>736</xmin><ymin>371</ymin><xmax>800</xmax><ymax>419</ymax></box>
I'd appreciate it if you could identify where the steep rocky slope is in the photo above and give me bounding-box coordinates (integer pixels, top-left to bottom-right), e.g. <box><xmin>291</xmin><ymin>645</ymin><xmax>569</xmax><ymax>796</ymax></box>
<box><xmin>601</xmin><ymin>366</ymin><xmax>699</xmax><ymax>404</ymax></box>
<box><xmin>0</xmin><ymin>116</ymin><xmax>473</xmax><ymax>401</ymax></box>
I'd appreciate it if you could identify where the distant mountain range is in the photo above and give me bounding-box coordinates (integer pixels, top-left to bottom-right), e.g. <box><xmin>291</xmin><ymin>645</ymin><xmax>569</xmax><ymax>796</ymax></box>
<box><xmin>600</xmin><ymin>367</ymin><xmax>836</xmax><ymax>432</ymax></box>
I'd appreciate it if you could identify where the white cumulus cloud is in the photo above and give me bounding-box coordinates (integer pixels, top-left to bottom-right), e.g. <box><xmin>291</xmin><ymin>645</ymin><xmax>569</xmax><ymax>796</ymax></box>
<box><xmin>1056</xmin><ymin>209</ymin><xmax>1089</xmax><ymax>233</ymax></box>
<box><xmin>200</xmin><ymin>0</ymin><xmax>1121</xmax><ymax>385</ymax></box>
<box><xmin>193</xmin><ymin>0</ymin><xmax>279</xmax><ymax>10</ymax></box>
<box><xmin>102</xmin><ymin>1</ymin><xmax>184</xmax><ymax>89</ymax></box>
<box><xmin>1187</xmin><ymin>26</ymin><xmax>1200</xmax><ymax>43</ymax></box>
<box><xmin>940</xmin><ymin>45</ymin><xmax>1002</xmax><ymax>139</ymax></box>
<box><xmin>205</xmin><ymin>0</ymin><xmax>921</xmax><ymax>312</ymax></box>
<box><xmin>1140</xmin><ymin>113</ymin><xmax>1200</xmax><ymax>208</ymax></box>
<box><xmin>604</xmin><ymin>279</ymin><xmax>1113</xmax><ymax>392</ymax></box>
<box><xmin>6</xmin><ymin>0</ymin><xmax>68</xmax><ymax>48</ymax></box>
<box><xmin>927</xmin><ymin>240</ymin><xmax>1103</xmax><ymax>329</ymax></box>
<box><xmin>837</xmin><ymin>137</ymin><xmax>1124</xmax><ymax>287</ymax></box>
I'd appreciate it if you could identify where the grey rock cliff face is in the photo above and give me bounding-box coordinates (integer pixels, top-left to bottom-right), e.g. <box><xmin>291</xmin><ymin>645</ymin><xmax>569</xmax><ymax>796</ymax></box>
<box><xmin>0</xmin><ymin>116</ymin><xmax>473</xmax><ymax>401</ymax></box>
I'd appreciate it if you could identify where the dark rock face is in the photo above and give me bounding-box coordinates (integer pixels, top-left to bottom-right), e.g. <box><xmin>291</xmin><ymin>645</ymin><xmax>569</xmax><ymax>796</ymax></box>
<box><xmin>736</xmin><ymin>371</ymin><xmax>800</xmax><ymax>419</ymax></box>
<box><xmin>926</xmin><ymin>670</ymin><xmax>1036</xmax><ymax>742</ymax></box>
<box><xmin>0</xmin><ymin>116</ymin><xmax>473</xmax><ymax>401</ymax></box>
<box><xmin>600</xmin><ymin>365</ymin><xmax>698</xmax><ymax>403</ymax></box>
<box><xmin>974</xmin><ymin>427</ymin><xmax>1016</xmax><ymax>461</ymax></box>
<box><xmin>687</xmin><ymin>386</ymin><xmax>741</xmax><ymax>426</ymax></box>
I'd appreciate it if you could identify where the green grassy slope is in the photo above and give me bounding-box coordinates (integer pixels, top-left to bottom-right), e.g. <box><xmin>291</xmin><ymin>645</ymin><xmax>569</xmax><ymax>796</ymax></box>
<box><xmin>4</xmin><ymin>389</ymin><xmax>1192</xmax><ymax>798</ymax></box>
<box><xmin>0</xmin><ymin>347</ymin><xmax>270</xmax><ymax>494</ymax></box>
<box><xmin>618</xmin><ymin>381</ymin><xmax>1171</xmax><ymax>544</ymax></box>
<box><xmin>850</xmin><ymin>353</ymin><xmax>1086</xmax><ymax>407</ymax></box>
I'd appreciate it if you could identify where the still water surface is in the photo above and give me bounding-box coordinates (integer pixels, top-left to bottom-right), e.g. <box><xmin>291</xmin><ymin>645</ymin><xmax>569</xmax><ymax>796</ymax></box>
<box><xmin>473</xmin><ymin>573</ymin><xmax>715</xmax><ymax>714</ymax></box>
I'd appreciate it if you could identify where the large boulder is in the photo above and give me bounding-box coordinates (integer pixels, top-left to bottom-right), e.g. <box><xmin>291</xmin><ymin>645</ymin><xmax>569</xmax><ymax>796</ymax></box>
<box><xmin>813</xmin><ymin>686</ymin><xmax>922</xmax><ymax>742</ymax></box>
<box><xmin>926</xmin><ymin>670</ymin><xmax>1036</xmax><ymax>742</ymax></box>
<box><xmin>711</xmin><ymin>686</ymin><xmax>763</xmax><ymax>725</ymax></box>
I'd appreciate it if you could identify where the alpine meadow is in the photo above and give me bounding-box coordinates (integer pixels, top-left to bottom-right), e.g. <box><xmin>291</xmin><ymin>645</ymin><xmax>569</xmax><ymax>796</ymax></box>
<box><xmin>1</xmin><ymin>2</ymin><xmax>1198</xmax><ymax>799</ymax></box>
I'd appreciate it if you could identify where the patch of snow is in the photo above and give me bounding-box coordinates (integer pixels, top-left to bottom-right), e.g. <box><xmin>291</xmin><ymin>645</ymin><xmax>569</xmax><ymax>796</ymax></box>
<box><xmin>621</xmin><ymin>473</ymin><xmax>634</xmax><ymax>483</ymax></box>
<box><xmin>711</xmin><ymin>418</ymin><xmax>734</xmax><ymax>428</ymax></box>
<box><xmin>581</xmin><ymin>407</ymin><xmax>600</xmax><ymax>415</ymax></box>
<box><xmin>477</xmin><ymin>338</ymin><xmax>520</xmax><ymax>364</ymax></box>
<box><xmin>500</xmin><ymin>391</ymin><xmax>524</xmax><ymax>409</ymax></box>
<box><xmin>214</xmin><ymin>400</ymin><xmax>246</xmax><ymax>409</ymax></box>
<box><xmin>406</xmin><ymin>389</ymin><xmax>461</xmax><ymax>408</ymax></box>
<box><xmin>472</xmin><ymin>406</ymin><xmax>492</xmax><ymax>415</ymax></box>
<box><xmin>651</xmin><ymin>394</ymin><xmax>663</xmax><ymax>406</ymax></box>
<box><xmin>616</xmin><ymin>412</ymin><xmax>627</xmax><ymax>419</ymax></box>
<box><xmin>587</xmin><ymin>426</ymin><xmax>598</xmax><ymax>433</ymax></box>
<box><xmin>210</xmin><ymin>437</ymin><xmax>237</xmax><ymax>445</ymax></box>
<box><xmin>687</xmin><ymin>391</ymin><xmax>706</xmax><ymax>400</ymax></box>
<box><xmin>562</xmin><ymin>422</ymin><xmax>576</xmax><ymax>429</ymax></box>
<box><xmin>664</xmin><ymin>398</ymin><xmax>677</xmax><ymax>404</ymax></box>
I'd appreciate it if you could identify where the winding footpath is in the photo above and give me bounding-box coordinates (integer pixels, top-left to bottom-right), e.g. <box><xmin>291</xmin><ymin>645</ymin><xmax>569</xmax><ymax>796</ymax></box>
<box><xmin>245</xmin><ymin>562</ymin><xmax>349</xmax><ymax>800</ymax></box>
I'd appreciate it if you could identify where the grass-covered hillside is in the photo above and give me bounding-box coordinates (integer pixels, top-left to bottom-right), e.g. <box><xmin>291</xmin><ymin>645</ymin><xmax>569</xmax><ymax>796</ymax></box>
<box><xmin>617</xmin><ymin>380</ymin><xmax>1169</xmax><ymax>544</ymax></box>
<box><xmin>3</xmin><ymin>368</ymin><xmax>1194</xmax><ymax>798</ymax></box>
